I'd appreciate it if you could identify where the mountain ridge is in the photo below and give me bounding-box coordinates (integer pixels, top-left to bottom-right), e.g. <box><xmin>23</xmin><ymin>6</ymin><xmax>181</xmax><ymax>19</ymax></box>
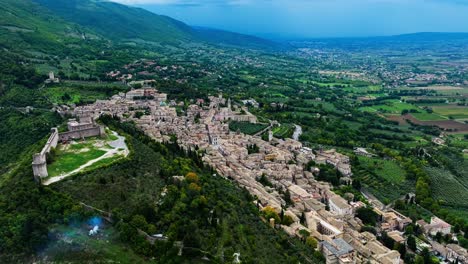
<box><xmin>29</xmin><ymin>0</ymin><xmax>277</xmax><ymax>49</ymax></box>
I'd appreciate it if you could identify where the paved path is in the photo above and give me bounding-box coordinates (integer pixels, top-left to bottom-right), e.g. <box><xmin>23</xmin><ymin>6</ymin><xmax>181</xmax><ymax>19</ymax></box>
<box><xmin>43</xmin><ymin>131</ymin><xmax>128</xmax><ymax>186</ymax></box>
<box><xmin>292</xmin><ymin>124</ymin><xmax>302</xmax><ymax>141</ymax></box>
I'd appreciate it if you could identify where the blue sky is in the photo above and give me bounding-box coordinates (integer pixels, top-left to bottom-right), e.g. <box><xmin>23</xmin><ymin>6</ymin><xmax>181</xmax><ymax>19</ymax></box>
<box><xmin>112</xmin><ymin>0</ymin><xmax>468</xmax><ymax>38</ymax></box>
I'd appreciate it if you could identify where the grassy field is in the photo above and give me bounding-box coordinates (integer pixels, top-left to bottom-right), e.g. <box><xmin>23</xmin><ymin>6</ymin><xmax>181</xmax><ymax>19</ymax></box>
<box><xmin>359</xmin><ymin>100</ymin><xmax>420</xmax><ymax>114</ymax></box>
<box><xmin>47</xmin><ymin>132</ymin><xmax>127</xmax><ymax>178</ymax></box>
<box><xmin>411</xmin><ymin>112</ymin><xmax>446</xmax><ymax>121</ymax></box>
<box><xmin>432</xmin><ymin>105</ymin><xmax>468</xmax><ymax>119</ymax></box>
<box><xmin>47</xmin><ymin>143</ymin><xmax>107</xmax><ymax>177</ymax></box>
<box><xmin>344</xmin><ymin>85</ymin><xmax>382</xmax><ymax>93</ymax></box>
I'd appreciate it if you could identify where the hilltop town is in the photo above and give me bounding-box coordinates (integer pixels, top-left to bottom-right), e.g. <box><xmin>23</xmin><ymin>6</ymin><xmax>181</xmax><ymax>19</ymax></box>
<box><xmin>44</xmin><ymin>83</ymin><xmax>462</xmax><ymax>264</ymax></box>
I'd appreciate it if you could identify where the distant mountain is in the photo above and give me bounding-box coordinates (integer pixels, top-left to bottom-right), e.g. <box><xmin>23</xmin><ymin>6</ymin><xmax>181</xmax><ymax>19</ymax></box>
<box><xmin>31</xmin><ymin>0</ymin><xmax>196</xmax><ymax>44</ymax></box>
<box><xmin>387</xmin><ymin>32</ymin><xmax>468</xmax><ymax>42</ymax></box>
<box><xmin>292</xmin><ymin>32</ymin><xmax>468</xmax><ymax>43</ymax></box>
<box><xmin>194</xmin><ymin>27</ymin><xmax>282</xmax><ymax>50</ymax></box>
<box><xmin>26</xmin><ymin>0</ymin><xmax>277</xmax><ymax>49</ymax></box>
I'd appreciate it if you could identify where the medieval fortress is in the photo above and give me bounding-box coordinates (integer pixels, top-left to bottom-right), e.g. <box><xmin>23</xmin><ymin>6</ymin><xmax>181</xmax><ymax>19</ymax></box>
<box><xmin>32</xmin><ymin>113</ymin><xmax>104</xmax><ymax>181</ymax></box>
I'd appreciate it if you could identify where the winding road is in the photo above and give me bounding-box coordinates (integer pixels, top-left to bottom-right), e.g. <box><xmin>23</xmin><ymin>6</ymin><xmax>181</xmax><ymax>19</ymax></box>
<box><xmin>292</xmin><ymin>124</ymin><xmax>302</xmax><ymax>141</ymax></box>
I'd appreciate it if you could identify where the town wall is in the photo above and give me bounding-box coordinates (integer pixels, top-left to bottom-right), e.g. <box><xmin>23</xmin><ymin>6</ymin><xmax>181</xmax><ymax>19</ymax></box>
<box><xmin>32</xmin><ymin>128</ymin><xmax>59</xmax><ymax>181</ymax></box>
<box><xmin>59</xmin><ymin>126</ymin><xmax>104</xmax><ymax>141</ymax></box>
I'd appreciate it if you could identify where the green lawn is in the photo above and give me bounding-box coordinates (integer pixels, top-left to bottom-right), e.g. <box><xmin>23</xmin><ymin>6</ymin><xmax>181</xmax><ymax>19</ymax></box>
<box><xmin>47</xmin><ymin>132</ymin><xmax>127</xmax><ymax>178</ymax></box>
<box><xmin>47</xmin><ymin>147</ymin><xmax>106</xmax><ymax>177</ymax></box>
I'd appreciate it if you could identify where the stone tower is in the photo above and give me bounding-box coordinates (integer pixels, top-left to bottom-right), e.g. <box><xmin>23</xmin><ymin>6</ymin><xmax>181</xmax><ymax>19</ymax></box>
<box><xmin>32</xmin><ymin>153</ymin><xmax>48</xmax><ymax>180</ymax></box>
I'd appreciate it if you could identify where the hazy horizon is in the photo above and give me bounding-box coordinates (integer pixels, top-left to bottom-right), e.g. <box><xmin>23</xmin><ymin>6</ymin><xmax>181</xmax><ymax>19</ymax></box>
<box><xmin>112</xmin><ymin>0</ymin><xmax>468</xmax><ymax>39</ymax></box>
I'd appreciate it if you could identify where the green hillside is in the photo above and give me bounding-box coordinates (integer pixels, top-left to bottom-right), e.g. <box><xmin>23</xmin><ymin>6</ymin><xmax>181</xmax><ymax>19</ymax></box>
<box><xmin>32</xmin><ymin>0</ymin><xmax>196</xmax><ymax>44</ymax></box>
<box><xmin>0</xmin><ymin>0</ymin><xmax>92</xmax><ymax>52</ymax></box>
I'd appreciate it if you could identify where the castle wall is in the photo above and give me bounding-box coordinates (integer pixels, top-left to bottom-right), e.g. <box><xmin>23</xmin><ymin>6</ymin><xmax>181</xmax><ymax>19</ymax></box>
<box><xmin>32</xmin><ymin>128</ymin><xmax>59</xmax><ymax>181</ymax></box>
<box><xmin>59</xmin><ymin>126</ymin><xmax>104</xmax><ymax>142</ymax></box>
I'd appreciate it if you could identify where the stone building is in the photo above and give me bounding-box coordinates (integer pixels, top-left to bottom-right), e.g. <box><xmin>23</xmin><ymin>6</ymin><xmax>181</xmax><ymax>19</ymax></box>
<box><xmin>320</xmin><ymin>238</ymin><xmax>355</xmax><ymax>264</ymax></box>
<box><xmin>329</xmin><ymin>196</ymin><xmax>353</xmax><ymax>216</ymax></box>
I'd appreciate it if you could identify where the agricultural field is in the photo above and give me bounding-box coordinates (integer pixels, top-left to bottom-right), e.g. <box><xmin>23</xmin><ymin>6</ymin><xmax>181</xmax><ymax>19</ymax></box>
<box><xmin>353</xmin><ymin>156</ymin><xmax>414</xmax><ymax>203</ymax></box>
<box><xmin>228</xmin><ymin>121</ymin><xmax>269</xmax><ymax>135</ymax></box>
<box><xmin>411</xmin><ymin>112</ymin><xmax>446</xmax><ymax>121</ymax></box>
<box><xmin>344</xmin><ymin>85</ymin><xmax>382</xmax><ymax>94</ymax></box>
<box><xmin>272</xmin><ymin>123</ymin><xmax>295</xmax><ymax>139</ymax></box>
<box><xmin>45</xmin><ymin>131</ymin><xmax>128</xmax><ymax>183</ymax></box>
<box><xmin>448</xmin><ymin>134</ymin><xmax>468</xmax><ymax>149</ymax></box>
<box><xmin>425</xmin><ymin>167</ymin><xmax>468</xmax><ymax>212</ymax></box>
<box><xmin>431</xmin><ymin>105</ymin><xmax>468</xmax><ymax>119</ymax></box>
<box><xmin>359</xmin><ymin>100</ymin><xmax>420</xmax><ymax>115</ymax></box>
<box><xmin>357</xmin><ymin>156</ymin><xmax>406</xmax><ymax>184</ymax></box>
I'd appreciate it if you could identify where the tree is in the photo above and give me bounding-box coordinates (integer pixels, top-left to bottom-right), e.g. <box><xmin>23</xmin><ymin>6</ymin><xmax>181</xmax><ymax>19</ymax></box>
<box><xmin>422</xmin><ymin>248</ymin><xmax>432</xmax><ymax>264</ymax></box>
<box><xmin>284</xmin><ymin>190</ymin><xmax>293</xmax><ymax>206</ymax></box>
<box><xmin>352</xmin><ymin>179</ymin><xmax>362</xmax><ymax>190</ymax></box>
<box><xmin>414</xmin><ymin>255</ymin><xmax>424</xmax><ymax>264</ymax></box>
<box><xmin>185</xmin><ymin>172</ymin><xmax>199</xmax><ymax>183</ymax></box>
<box><xmin>130</xmin><ymin>215</ymin><xmax>148</xmax><ymax>232</ymax></box>
<box><xmin>407</xmin><ymin>235</ymin><xmax>417</xmax><ymax>251</ymax></box>
<box><xmin>306</xmin><ymin>237</ymin><xmax>318</xmax><ymax>250</ymax></box>
<box><xmin>356</xmin><ymin>207</ymin><xmax>378</xmax><ymax>226</ymax></box>
<box><xmin>298</xmin><ymin>229</ymin><xmax>310</xmax><ymax>242</ymax></box>
<box><xmin>300</xmin><ymin>212</ymin><xmax>306</xmax><ymax>225</ymax></box>
<box><xmin>394</xmin><ymin>242</ymin><xmax>406</xmax><ymax>258</ymax></box>
<box><xmin>282</xmin><ymin>215</ymin><xmax>294</xmax><ymax>226</ymax></box>
<box><xmin>262</xmin><ymin>206</ymin><xmax>280</xmax><ymax>223</ymax></box>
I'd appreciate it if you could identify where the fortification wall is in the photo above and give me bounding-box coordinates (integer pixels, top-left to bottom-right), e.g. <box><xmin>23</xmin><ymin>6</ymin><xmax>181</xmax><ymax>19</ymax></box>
<box><xmin>59</xmin><ymin>126</ymin><xmax>104</xmax><ymax>142</ymax></box>
<box><xmin>32</xmin><ymin>128</ymin><xmax>59</xmax><ymax>180</ymax></box>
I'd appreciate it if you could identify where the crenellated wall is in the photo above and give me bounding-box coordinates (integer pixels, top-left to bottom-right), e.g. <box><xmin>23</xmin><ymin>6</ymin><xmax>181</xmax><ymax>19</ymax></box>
<box><xmin>59</xmin><ymin>126</ymin><xmax>104</xmax><ymax>142</ymax></box>
<box><xmin>32</xmin><ymin>128</ymin><xmax>59</xmax><ymax>181</ymax></box>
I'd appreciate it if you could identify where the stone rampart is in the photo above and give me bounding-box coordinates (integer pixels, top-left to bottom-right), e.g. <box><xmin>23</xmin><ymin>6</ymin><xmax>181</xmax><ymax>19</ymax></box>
<box><xmin>59</xmin><ymin>126</ymin><xmax>104</xmax><ymax>141</ymax></box>
<box><xmin>32</xmin><ymin>128</ymin><xmax>59</xmax><ymax>181</ymax></box>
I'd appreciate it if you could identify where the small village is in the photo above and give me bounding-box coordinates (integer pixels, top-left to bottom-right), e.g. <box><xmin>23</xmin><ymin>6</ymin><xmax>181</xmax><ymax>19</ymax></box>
<box><xmin>38</xmin><ymin>81</ymin><xmax>467</xmax><ymax>264</ymax></box>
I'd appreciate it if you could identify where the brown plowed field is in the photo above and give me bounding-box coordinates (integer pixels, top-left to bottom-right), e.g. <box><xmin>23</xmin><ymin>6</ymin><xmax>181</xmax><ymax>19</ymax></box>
<box><xmin>387</xmin><ymin>114</ymin><xmax>468</xmax><ymax>132</ymax></box>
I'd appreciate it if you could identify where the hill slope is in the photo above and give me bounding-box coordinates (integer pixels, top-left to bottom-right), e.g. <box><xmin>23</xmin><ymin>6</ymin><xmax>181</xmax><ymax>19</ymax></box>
<box><xmin>0</xmin><ymin>0</ymin><xmax>95</xmax><ymax>52</ymax></box>
<box><xmin>29</xmin><ymin>0</ymin><xmax>277</xmax><ymax>49</ymax></box>
<box><xmin>31</xmin><ymin>0</ymin><xmax>196</xmax><ymax>44</ymax></box>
